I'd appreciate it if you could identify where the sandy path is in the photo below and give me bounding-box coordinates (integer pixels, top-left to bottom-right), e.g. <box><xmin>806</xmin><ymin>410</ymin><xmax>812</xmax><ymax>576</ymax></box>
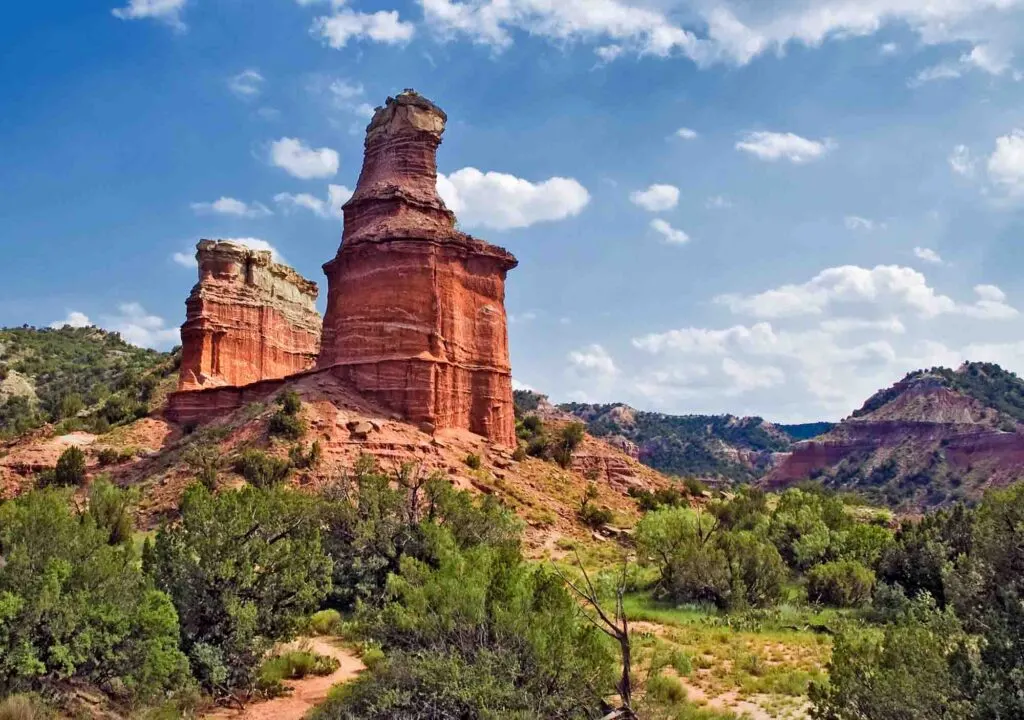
<box><xmin>204</xmin><ymin>638</ymin><xmax>365</xmax><ymax>720</ymax></box>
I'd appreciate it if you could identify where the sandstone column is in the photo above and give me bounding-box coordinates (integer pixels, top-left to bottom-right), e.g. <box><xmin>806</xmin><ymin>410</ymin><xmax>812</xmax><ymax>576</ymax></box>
<box><xmin>318</xmin><ymin>90</ymin><xmax>518</xmax><ymax>446</ymax></box>
<box><xmin>178</xmin><ymin>240</ymin><xmax>322</xmax><ymax>390</ymax></box>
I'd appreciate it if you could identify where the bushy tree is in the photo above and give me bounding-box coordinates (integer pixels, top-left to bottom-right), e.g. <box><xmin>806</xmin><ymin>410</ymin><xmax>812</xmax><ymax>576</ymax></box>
<box><xmin>53</xmin><ymin>445</ymin><xmax>86</xmax><ymax>486</ymax></box>
<box><xmin>320</xmin><ymin>456</ymin><xmax>519</xmax><ymax>610</ymax></box>
<box><xmin>635</xmin><ymin>507</ymin><xmax>784</xmax><ymax>610</ymax></box>
<box><xmin>811</xmin><ymin>598</ymin><xmax>972</xmax><ymax>720</ymax></box>
<box><xmin>317</xmin><ymin>531</ymin><xmax>614</xmax><ymax>720</ymax></box>
<box><xmin>86</xmin><ymin>477</ymin><xmax>137</xmax><ymax>545</ymax></box>
<box><xmin>768</xmin><ymin>488</ymin><xmax>850</xmax><ymax>570</ymax></box>
<box><xmin>233</xmin><ymin>449</ymin><xmax>291</xmax><ymax>488</ymax></box>
<box><xmin>0</xmin><ymin>489</ymin><xmax>190</xmax><ymax>701</ymax></box>
<box><xmin>148</xmin><ymin>484</ymin><xmax>331</xmax><ymax>693</ymax></box>
<box><xmin>806</xmin><ymin>560</ymin><xmax>875</xmax><ymax>607</ymax></box>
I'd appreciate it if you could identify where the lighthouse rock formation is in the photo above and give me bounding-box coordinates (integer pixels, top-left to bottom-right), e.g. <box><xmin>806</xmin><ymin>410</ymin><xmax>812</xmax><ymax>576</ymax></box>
<box><xmin>177</xmin><ymin>240</ymin><xmax>321</xmax><ymax>391</ymax></box>
<box><xmin>318</xmin><ymin>91</ymin><xmax>519</xmax><ymax>447</ymax></box>
<box><xmin>168</xmin><ymin>91</ymin><xmax>518</xmax><ymax>447</ymax></box>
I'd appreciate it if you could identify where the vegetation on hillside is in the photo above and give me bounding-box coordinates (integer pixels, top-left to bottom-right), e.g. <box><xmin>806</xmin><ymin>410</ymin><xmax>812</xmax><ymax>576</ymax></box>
<box><xmin>0</xmin><ymin>326</ymin><xmax>177</xmax><ymax>439</ymax></box>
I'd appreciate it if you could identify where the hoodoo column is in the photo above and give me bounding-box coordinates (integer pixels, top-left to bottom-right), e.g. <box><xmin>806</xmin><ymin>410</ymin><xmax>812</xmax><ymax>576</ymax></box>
<box><xmin>318</xmin><ymin>90</ymin><xmax>518</xmax><ymax>446</ymax></box>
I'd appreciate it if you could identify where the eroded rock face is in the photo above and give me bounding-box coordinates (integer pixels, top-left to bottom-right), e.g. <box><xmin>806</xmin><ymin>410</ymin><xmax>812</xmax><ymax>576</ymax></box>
<box><xmin>318</xmin><ymin>91</ymin><xmax>518</xmax><ymax>446</ymax></box>
<box><xmin>178</xmin><ymin>240</ymin><xmax>322</xmax><ymax>391</ymax></box>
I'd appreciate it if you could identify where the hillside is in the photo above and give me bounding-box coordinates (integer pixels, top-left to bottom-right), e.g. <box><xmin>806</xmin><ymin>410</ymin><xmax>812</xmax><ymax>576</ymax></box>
<box><xmin>0</xmin><ymin>326</ymin><xmax>177</xmax><ymax>439</ymax></box>
<box><xmin>764</xmin><ymin>362</ymin><xmax>1024</xmax><ymax>508</ymax></box>
<box><xmin>559</xmin><ymin>400</ymin><xmax>832</xmax><ymax>482</ymax></box>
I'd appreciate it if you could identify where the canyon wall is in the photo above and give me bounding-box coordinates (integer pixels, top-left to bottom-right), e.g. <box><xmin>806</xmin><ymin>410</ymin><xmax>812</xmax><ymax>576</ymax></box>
<box><xmin>318</xmin><ymin>90</ymin><xmax>518</xmax><ymax>446</ymax></box>
<box><xmin>177</xmin><ymin>240</ymin><xmax>322</xmax><ymax>391</ymax></box>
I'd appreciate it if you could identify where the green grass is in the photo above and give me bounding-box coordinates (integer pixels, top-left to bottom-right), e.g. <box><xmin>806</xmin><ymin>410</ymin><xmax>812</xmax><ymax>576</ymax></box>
<box><xmin>258</xmin><ymin>649</ymin><xmax>340</xmax><ymax>695</ymax></box>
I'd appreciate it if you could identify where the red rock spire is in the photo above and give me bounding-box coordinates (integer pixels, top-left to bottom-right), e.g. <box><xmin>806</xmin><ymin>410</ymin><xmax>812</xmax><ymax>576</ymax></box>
<box><xmin>318</xmin><ymin>90</ymin><xmax>518</xmax><ymax>446</ymax></box>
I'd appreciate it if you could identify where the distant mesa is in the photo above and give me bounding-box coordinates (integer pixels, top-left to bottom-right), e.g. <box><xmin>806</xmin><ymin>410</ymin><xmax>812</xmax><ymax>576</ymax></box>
<box><xmin>168</xmin><ymin>90</ymin><xmax>519</xmax><ymax>447</ymax></box>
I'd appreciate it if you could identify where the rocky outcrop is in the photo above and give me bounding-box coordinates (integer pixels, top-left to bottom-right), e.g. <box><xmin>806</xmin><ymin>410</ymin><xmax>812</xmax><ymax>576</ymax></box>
<box><xmin>177</xmin><ymin>240</ymin><xmax>322</xmax><ymax>391</ymax></box>
<box><xmin>318</xmin><ymin>90</ymin><xmax>518</xmax><ymax>446</ymax></box>
<box><xmin>763</xmin><ymin>367</ymin><xmax>1024</xmax><ymax>508</ymax></box>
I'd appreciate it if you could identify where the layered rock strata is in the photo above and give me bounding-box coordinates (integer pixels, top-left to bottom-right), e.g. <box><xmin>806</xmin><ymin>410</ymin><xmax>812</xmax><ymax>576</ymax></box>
<box><xmin>318</xmin><ymin>90</ymin><xmax>518</xmax><ymax>446</ymax></box>
<box><xmin>177</xmin><ymin>240</ymin><xmax>321</xmax><ymax>391</ymax></box>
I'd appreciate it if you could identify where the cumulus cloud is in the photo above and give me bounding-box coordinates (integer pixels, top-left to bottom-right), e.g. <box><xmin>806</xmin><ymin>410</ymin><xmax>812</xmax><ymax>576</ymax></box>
<box><xmin>228</xmin><ymin>69</ymin><xmax>264</xmax><ymax>99</ymax></box>
<box><xmin>714</xmin><ymin>265</ymin><xmax>1016</xmax><ymax>320</ymax></box>
<box><xmin>50</xmin><ymin>311</ymin><xmax>93</xmax><ymax>329</ymax></box>
<box><xmin>311</xmin><ymin>7</ymin><xmax>414</xmax><ymax>48</ymax></box>
<box><xmin>112</xmin><ymin>0</ymin><xmax>187</xmax><ymax>29</ymax></box>
<box><xmin>190</xmin><ymin>197</ymin><xmax>272</xmax><ymax>218</ymax></box>
<box><xmin>736</xmin><ymin>131</ymin><xmax>833</xmax><ymax>163</ymax></box>
<box><xmin>987</xmin><ymin>129</ymin><xmax>1024</xmax><ymax>196</ymax></box>
<box><xmin>914</xmin><ymin>247</ymin><xmax>943</xmax><ymax>264</ymax></box>
<box><xmin>274</xmin><ymin>184</ymin><xmax>352</xmax><ymax>218</ymax></box>
<box><xmin>568</xmin><ymin>344</ymin><xmax>618</xmax><ymax>378</ymax></box>
<box><xmin>910</xmin><ymin>44</ymin><xmax>1016</xmax><ymax>86</ymax></box>
<box><xmin>436</xmin><ymin>168</ymin><xmax>590</xmax><ymax>229</ymax></box>
<box><xmin>414</xmin><ymin>0</ymin><xmax>1024</xmax><ymax>77</ymax></box>
<box><xmin>269</xmin><ymin>137</ymin><xmax>339</xmax><ymax>179</ymax></box>
<box><xmin>629</xmin><ymin>184</ymin><xmax>680</xmax><ymax>212</ymax></box>
<box><xmin>650</xmin><ymin>218</ymin><xmax>690</xmax><ymax>245</ymax></box>
<box><xmin>675</xmin><ymin>127</ymin><xmax>698</xmax><ymax>140</ymax></box>
<box><xmin>54</xmin><ymin>304</ymin><xmax>179</xmax><ymax>350</ymax></box>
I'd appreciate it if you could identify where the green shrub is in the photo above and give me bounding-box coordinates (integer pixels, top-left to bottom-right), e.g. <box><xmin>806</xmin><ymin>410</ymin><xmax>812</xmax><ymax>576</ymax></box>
<box><xmin>647</xmin><ymin>673</ymin><xmax>687</xmax><ymax>703</ymax></box>
<box><xmin>359</xmin><ymin>647</ymin><xmax>385</xmax><ymax>671</ymax></box>
<box><xmin>278</xmin><ymin>390</ymin><xmax>302</xmax><ymax>416</ymax></box>
<box><xmin>86</xmin><ymin>477</ymin><xmax>137</xmax><ymax>545</ymax></box>
<box><xmin>258</xmin><ymin>650</ymin><xmax>339</xmax><ymax>694</ymax></box>
<box><xmin>0</xmin><ymin>490</ymin><xmax>191</xmax><ymax>700</ymax></box>
<box><xmin>578</xmin><ymin>503</ymin><xmax>614</xmax><ymax>528</ymax></box>
<box><xmin>53</xmin><ymin>445</ymin><xmax>86</xmax><ymax>486</ymax></box>
<box><xmin>233</xmin><ymin>449</ymin><xmax>291</xmax><ymax>488</ymax></box>
<box><xmin>184</xmin><ymin>443</ymin><xmax>221</xmax><ymax>491</ymax></box>
<box><xmin>464</xmin><ymin>453</ymin><xmax>482</xmax><ymax>470</ymax></box>
<box><xmin>807</xmin><ymin>560</ymin><xmax>875</xmax><ymax>607</ymax></box>
<box><xmin>269</xmin><ymin>411</ymin><xmax>305</xmax><ymax>440</ymax></box>
<box><xmin>511</xmin><ymin>445</ymin><xmax>527</xmax><ymax>462</ymax></box>
<box><xmin>307</xmin><ymin>609</ymin><xmax>344</xmax><ymax>636</ymax></box>
<box><xmin>683</xmin><ymin>477</ymin><xmax>708</xmax><ymax>496</ymax></box>
<box><xmin>290</xmin><ymin>441</ymin><xmax>323</xmax><ymax>470</ymax></box>
<box><xmin>148</xmin><ymin>484</ymin><xmax>332</xmax><ymax>693</ymax></box>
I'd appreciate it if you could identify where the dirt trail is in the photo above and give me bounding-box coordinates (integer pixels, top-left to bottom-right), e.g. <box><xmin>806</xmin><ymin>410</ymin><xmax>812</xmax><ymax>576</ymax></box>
<box><xmin>204</xmin><ymin>638</ymin><xmax>364</xmax><ymax>720</ymax></box>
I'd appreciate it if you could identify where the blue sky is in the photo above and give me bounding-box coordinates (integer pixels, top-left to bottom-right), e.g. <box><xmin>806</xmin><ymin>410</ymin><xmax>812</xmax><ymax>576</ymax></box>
<box><xmin>4</xmin><ymin>0</ymin><xmax>1024</xmax><ymax>422</ymax></box>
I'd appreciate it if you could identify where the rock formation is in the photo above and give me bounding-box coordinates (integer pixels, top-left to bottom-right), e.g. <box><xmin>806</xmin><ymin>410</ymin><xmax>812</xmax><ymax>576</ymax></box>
<box><xmin>318</xmin><ymin>90</ymin><xmax>519</xmax><ymax>446</ymax></box>
<box><xmin>177</xmin><ymin>240</ymin><xmax>322</xmax><ymax>391</ymax></box>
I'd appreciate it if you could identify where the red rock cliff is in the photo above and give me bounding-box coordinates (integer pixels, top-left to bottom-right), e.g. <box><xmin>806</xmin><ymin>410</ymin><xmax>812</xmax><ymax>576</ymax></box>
<box><xmin>318</xmin><ymin>90</ymin><xmax>518</xmax><ymax>446</ymax></box>
<box><xmin>178</xmin><ymin>240</ymin><xmax>322</xmax><ymax>391</ymax></box>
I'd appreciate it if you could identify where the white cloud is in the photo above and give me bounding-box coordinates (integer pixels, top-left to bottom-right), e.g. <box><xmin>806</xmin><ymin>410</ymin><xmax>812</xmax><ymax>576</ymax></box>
<box><xmin>269</xmin><ymin>137</ymin><xmax>340</xmax><ymax>179</ymax></box>
<box><xmin>436</xmin><ymin>168</ymin><xmax>590</xmax><ymax>229</ymax></box>
<box><xmin>721</xmin><ymin>357</ymin><xmax>785</xmax><ymax>395</ymax></box>
<box><xmin>311</xmin><ymin>8</ymin><xmax>415</xmax><ymax>48</ymax></box>
<box><xmin>274</xmin><ymin>184</ymin><xmax>352</xmax><ymax>218</ymax></box>
<box><xmin>417</xmin><ymin>0</ymin><xmax>1024</xmax><ymax>74</ymax></box>
<box><xmin>650</xmin><ymin>218</ymin><xmax>690</xmax><ymax>245</ymax></box>
<box><xmin>50</xmin><ymin>311</ymin><xmax>93</xmax><ymax>329</ymax></box>
<box><xmin>112</xmin><ymin>0</ymin><xmax>187</xmax><ymax>29</ymax></box>
<box><xmin>595</xmin><ymin>45</ymin><xmax>625</xmax><ymax>63</ymax></box>
<box><xmin>880</xmin><ymin>42</ymin><xmax>899</xmax><ymax>55</ymax></box>
<box><xmin>568</xmin><ymin>344</ymin><xmax>618</xmax><ymax>378</ymax></box>
<box><xmin>512</xmin><ymin>378</ymin><xmax>535</xmax><ymax>392</ymax></box>
<box><xmin>706</xmin><ymin>195</ymin><xmax>733</xmax><ymax>209</ymax></box>
<box><xmin>190</xmin><ymin>197</ymin><xmax>272</xmax><ymax>218</ymax></box>
<box><xmin>949</xmin><ymin>145</ymin><xmax>977</xmax><ymax>178</ymax></box>
<box><xmin>713</xmin><ymin>265</ymin><xmax>1016</xmax><ymax>320</ymax></box>
<box><xmin>910</xmin><ymin>43</ymin><xmax>1015</xmax><ymax>86</ymax></box>
<box><xmin>913</xmin><ymin>247</ymin><xmax>943</xmax><ymax>264</ymax></box>
<box><xmin>987</xmin><ymin>129</ymin><xmax>1024</xmax><ymax>195</ymax></box>
<box><xmin>419</xmin><ymin>0</ymin><xmax>703</xmax><ymax>59</ymax></box>
<box><xmin>675</xmin><ymin>127</ymin><xmax>698</xmax><ymax>140</ymax></box>
<box><xmin>50</xmin><ymin>306</ymin><xmax>177</xmax><ymax>349</ymax></box>
<box><xmin>172</xmin><ymin>238</ymin><xmax>287</xmax><ymax>268</ymax></box>
<box><xmin>736</xmin><ymin>131</ymin><xmax>833</xmax><ymax>163</ymax></box>
<box><xmin>101</xmin><ymin>303</ymin><xmax>180</xmax><ymax>350</ymax></box>
<box><xmin>629</xmin><ymin>184</ymin><xmax>680</xmax><ymax>212</ymax></box>
<box><xmin>228</xmin><ymin>69</ymin><xmax>264</xmax><ymax>99</ymax></box>
<box><xmin>844</xmin><ymin>215</ymin><xmax>877</xmax><ymax>231</ymax></box>
<box><xmin>509</xmin><ymin>311</ymin><xmax>538</xmax><ymax>324</ymax></box>
<box><xmin>819</xmin><ymin>317</ymin><xmax>906</xmax><ymax>334</ymax></box>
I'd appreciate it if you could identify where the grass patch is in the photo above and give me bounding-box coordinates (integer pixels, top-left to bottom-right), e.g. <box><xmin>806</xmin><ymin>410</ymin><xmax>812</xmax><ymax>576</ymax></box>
<box><xmin>258</xmin><ymin>649</ymin><xmax>340</xmax><ymax>695</ymax></box>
